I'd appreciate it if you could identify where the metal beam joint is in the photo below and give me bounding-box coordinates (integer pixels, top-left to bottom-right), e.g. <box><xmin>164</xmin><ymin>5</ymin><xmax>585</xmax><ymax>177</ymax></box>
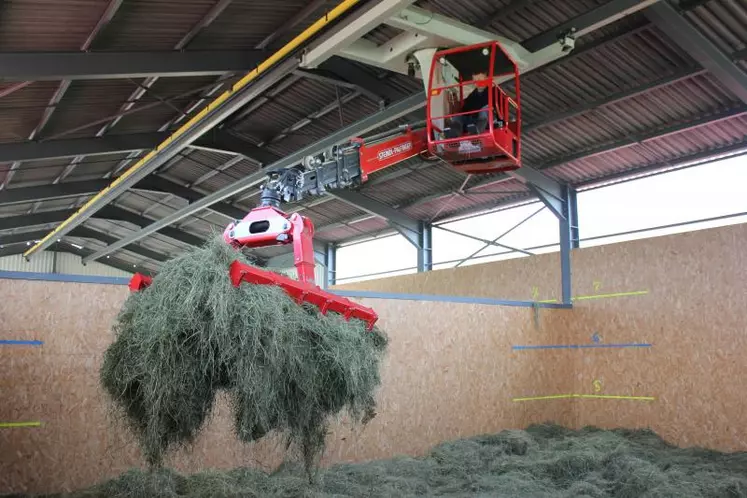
<box><xmin>508</xmin><ymin>166</ymin><xmax>566</xmax><ymax>219</ymax></box>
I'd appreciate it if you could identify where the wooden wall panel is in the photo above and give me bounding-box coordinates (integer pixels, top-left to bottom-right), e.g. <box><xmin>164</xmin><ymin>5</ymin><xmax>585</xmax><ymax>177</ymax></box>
<box><xmin>2</xmin><ymin>222</ymin><xmax>746</xmax><ymax>494</ymax></box>
<box><xmin>338</xmin><ymin>250</ymin><xmax>562</xmax><ymax>301</ymax></box>
<box><xmin>337</xmin><ymin>224</ymin><xmax>747</xmax><ymax>453</ymax></box>
<box><xmin>1</xmin><ymin>279</ymin><xmax>562</xmax><ymax>494</ymax></box>
<box><xmin>320</xmin><ymin>300</ymin><xmax>575</xmax><ymax>465</ymax></box>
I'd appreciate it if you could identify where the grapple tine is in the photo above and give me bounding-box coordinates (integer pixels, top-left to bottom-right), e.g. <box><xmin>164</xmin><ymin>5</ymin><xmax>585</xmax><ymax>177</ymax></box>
<box><xmin>229</xmin><ymin>261</ymin><xmax>378</xmax><ymax>330</ymax></box>
<box><xmin>320</xmin><ymin>300</ymin><xmax>331</xmax><ymax>315</ymax></box>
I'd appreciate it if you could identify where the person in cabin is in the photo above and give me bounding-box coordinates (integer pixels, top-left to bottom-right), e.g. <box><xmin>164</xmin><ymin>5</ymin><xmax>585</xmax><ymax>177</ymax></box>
<box><xmin>444</xmin><ymin>48</ymin><xmax>492</xmax><ymax>138</ymax></box>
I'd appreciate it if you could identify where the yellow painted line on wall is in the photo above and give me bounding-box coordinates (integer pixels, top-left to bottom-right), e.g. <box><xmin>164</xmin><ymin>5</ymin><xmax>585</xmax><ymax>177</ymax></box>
<box><xmin>512</xmin><ymin>394</ymin><xmax>655</xmax><ymax>402</ymax></box>
<box><xmin>574</xmin><ymin>290</ymin><xmax>650</xmax><ymax>301</ymax></box>
<box><xmin>0</xmin><ymin>421</ymin><xmax>42</xmax><ymax>428</ymax></box>
<box><xmin>537</xmin><ymin>290</ymin><xmax>649</xmax><ymax>303</ymax></box>
<box><xmin>24</xmin><ymin>0</ymin><xmax>362</xmax><ymax>259</ymax></box>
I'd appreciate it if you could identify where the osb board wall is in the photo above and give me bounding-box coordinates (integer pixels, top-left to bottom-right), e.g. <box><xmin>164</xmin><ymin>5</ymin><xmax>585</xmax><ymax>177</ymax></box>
<box><xmin>0</xmin><ymin>279</ymin><xmax>567</xmax><ymax>494</ymax></box>
<box><xmin>3</xmin><ymin>223</ymin><xmax>745</xmax><ymax>494</ymax></box>
<box><xmin>321</xmin><ymin>299</ymin><xmax>575</xmax><ymax>465</ymax></box>
<box><xmin>336</xmin><ymin>223</ymin><xmax>747</xmax><ymax>454</ymax></box>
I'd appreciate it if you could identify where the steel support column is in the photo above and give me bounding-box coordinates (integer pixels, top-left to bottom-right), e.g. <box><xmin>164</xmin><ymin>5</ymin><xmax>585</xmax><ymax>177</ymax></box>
<box><xmin>558</xmin><ymin>185</ymin><xmax>579</xmax><ymax>305</ymax></box>
<box><xmin>509</xmin><ymin>166</ymin><xmax>565</xmax><ymax>218</ymax></box>
<box><xmin>417</xmin><ymin>222</ymin><xmax>432</xmax><ymax>272</ymax></box>
<box><xmin>569</xmin><ymin>187</ymin><xmax>580</xmax><ymax>249</ymax></box>
<box><xmin>326</xmin><ymin>242</ymin><xmax>337</xmax><ymax>288</ymax></box>
<box><xmin>331</xmin><ymin>190</ymin><xmax>432</xmax><ymax>273</ymax></box>
<box><xmin>512</xmin><ymin>166</ymin><xmax>576</xmax><ymax>305</ymax></box>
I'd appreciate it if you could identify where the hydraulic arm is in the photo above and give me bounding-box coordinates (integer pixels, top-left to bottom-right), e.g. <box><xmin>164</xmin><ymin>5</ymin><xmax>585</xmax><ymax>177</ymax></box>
<box><xmin>130</xmin><ymin>39</ymin><xmax>526</xmax><ymax>331</ymax></box>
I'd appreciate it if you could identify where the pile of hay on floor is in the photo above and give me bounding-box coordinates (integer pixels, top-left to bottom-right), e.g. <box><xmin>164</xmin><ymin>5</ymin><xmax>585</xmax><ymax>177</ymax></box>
<box><xmin>31</xmin><ymin>424</ymin><xmax>747</xmax><ymax>498</ymax></box>
<box><xmin>99</xmin><ymin>236</ymin><xmax>387</xmax><ymax>476</ymax></box>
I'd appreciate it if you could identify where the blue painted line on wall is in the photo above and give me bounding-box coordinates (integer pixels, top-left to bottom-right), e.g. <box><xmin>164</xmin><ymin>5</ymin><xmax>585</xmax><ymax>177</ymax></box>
<box><xmin>0</xmin><ymin>340</ymin><xmax>43</xmax><ymax>346</ymax></box>
<box><xmin>513</xmin><ymin>343</ymin><xmax>652</xmax><ymax>350</ymax></box>
<box><xmin>0</xmin><ymin>270</ymin><xmax>129</xmax><ymax>285</ymax></box>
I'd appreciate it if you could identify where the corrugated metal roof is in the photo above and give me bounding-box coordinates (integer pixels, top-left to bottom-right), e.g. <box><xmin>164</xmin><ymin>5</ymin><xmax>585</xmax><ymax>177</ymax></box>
<box><xmin>519</xmin><ymin>26</ymin><xmax>695</xmax><ymax>124</ymax></box>
<box><xmin>2</xmin><ymin>158</ymin><xmax>71</xmax><ymax>186</ymax></box>
<box><xmin>188</xmin><ymin>0</ymin><xmax>339</xmax><ymax>50</ymax></box>
<box><xmin>0</xmin><ymin>199</ymin><xmax>63</xmax><ymax>216</ymax></box>
<box><xmin>194</xmin><ymin>160</ymin><xmax>258</xmax><ymax>192</ymax></box>
<box><xmin>548</xmin><ymin>112</ymin><xmax>747</xmax><ymax>184</ymax></box>
<box><xmin>0</xmin><ymin>82</ymin><xmax>61</xmax><ymax>143</ymax></box>
<box><xmin>303</xmin><ymin>198</ymin><xmax>368</xmax><ymax>227</ymax></box>
<box><xmin>64</xmin><ymin>153</ymin><xmax>135</xmax><ymax>182</ymax></box>
<box><xmin>40</xmin><ymin>80</ymin><xmax>141</xmax><ymax>140</ymax></box>
<box><xmin>685</xmin><ymin>0</ymin><xmax>747</xmax><ymax>54</ymax></box>
<box><xmin>116</xmin><ymin>190</ymin><xmax>181</xmax><ymax>221</ymax></box>
<box><xmin>111</xmin><ymin>76</ymin><xmax>223</xmax><ymax>134</ymax></box>
<box><xmin>523</xmin><ymin>72</ymin><xmax>742</xmax><ymax>166</ymax></box>
<box><xmin>401</xmin><ymin>178</ymin><xmax>531</xmax><ymax>222</ymax></box>
<box><xmin>0</xmin><ymin>0</ymin><xmax>110</xmax><ymax>51</ymax></box>
<box><xmin>318</xmin><ymin>216</ymin><xmax>390</xmax><ymax>242</ymax></box>
<box><xmin>93</xmin><ymin>0</ymin><xmax>221</xmax><ymax>50</ymax></box>
<box><xmin>364</xmin><ymin>162</ymin><xmax>465</xmax><ymax>207</ymax></box>
<box><xmin>1</xmin><ymin>0</ymin><xmax>746</xmax><ymax>271</ymax></box>
<box><xmin>159</xmin><ymin>149</ymin><xmax>231</xmax><ymax>186</ymax></box>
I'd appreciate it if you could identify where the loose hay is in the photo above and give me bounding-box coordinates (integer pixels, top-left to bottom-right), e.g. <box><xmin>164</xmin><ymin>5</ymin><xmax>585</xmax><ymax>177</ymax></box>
<box><xmin>28</xmin><ymin>424</ymin><xmax>747</xmax><ymax>497</ymax></box>
<box><xmin>99</xmin><ymin>236</ymin><xmax>388</xmax><ymax>476</ymax></box>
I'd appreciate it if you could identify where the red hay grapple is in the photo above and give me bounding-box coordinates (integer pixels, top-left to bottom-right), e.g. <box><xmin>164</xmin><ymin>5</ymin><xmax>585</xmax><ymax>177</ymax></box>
<box><xmin>128</xmin><ymin>206</ymin><xmax>378</xmax><ymax>331</ymax></box>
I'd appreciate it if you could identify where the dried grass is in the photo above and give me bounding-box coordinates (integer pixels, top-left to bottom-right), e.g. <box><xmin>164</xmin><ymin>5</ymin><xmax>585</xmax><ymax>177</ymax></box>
<box><xmin>99</xmin><ymin>236</ymin><xmax>387</xmax><ymax>478</ymax></box>
<box><xmin>29</xmin><ymin>424</ymin><xmax>747</xmax><ymax>497</ymax></box>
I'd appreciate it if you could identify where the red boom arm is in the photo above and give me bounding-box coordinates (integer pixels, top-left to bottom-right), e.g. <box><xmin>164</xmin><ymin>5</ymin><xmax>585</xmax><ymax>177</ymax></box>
<box><xmin>355</xmin><ymin>127</ymin><xmax>429</xmax><ymax>182</ymax></box>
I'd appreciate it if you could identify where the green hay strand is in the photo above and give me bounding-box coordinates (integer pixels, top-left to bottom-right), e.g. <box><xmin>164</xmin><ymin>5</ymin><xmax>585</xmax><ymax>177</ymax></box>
<box><xmin>25</xmin><ymin>424</ymin><xmax>747</xmax><ymax>497</ymax></box>
<box><xmin>99</xmin><ymin>236</ymin><xmax>388</xmax><ymax>476</ymax></box>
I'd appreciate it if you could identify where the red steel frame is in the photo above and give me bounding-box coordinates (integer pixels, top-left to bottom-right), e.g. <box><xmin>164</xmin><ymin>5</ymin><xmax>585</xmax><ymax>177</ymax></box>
<box><xmin>425</xmin><ymin>41</ymin><xmax>522</xmax><ymax>175</ymax></box>
<box><xmin>228</xmin><ymin>260</ymin><xmax>378</xmax><ymax>330</ymax></box>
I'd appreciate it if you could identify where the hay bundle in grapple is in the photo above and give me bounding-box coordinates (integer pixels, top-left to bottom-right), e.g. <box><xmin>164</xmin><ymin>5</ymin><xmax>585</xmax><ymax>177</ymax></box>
<box><xmin>100</xmin><ymin>237</ymin><xmax>387</xmax><ymax>476</ymax></box>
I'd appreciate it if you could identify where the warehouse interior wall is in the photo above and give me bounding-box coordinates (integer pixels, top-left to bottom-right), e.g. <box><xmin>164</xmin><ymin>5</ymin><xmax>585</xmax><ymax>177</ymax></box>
<box><xmin>1</xmin><ymin>223</ymin><xmax>745</xmax><ymax>494</ymax></box>
<box><xmin>0</xmin><ymin>252</ymin><xmax>132</xmax><ymax>278</ymax></box>
<box><xmin>336</xmin><ymin>222</ymin><xmax>747</xmax><ymax>453</ymax></box>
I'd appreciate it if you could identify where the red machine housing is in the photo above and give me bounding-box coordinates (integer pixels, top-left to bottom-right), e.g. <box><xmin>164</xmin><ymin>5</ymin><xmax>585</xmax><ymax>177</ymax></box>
<box><xmin>346</xmin><ymin>41</ymin><xmax>523</xmax><ymax>178</ymax></box>
<box><xmin>223</xmin><ymin>205</ymin><xmax>316</xmax><ymax>284</ymax></box>
<box><xmin>221</xmin><ymin>205</ymin><xmax>379</xmax><ymax>329</ymax></box>
<box><xmin>425</xmin><ymin>41</ymin><xmax>521</xmax><ymax>174</ymax></box>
